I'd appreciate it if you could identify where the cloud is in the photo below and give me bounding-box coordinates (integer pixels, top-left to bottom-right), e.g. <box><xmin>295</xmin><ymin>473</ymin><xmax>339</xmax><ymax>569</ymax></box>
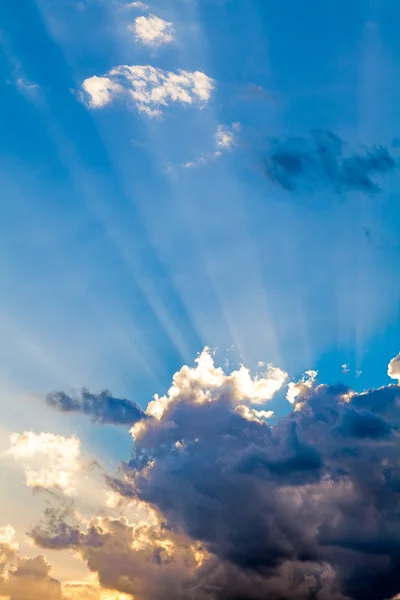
<box><xmin>0</xmin><ymin>526</ymin><xmax>62</xmax><ymax>600</ymax></box>
<box><xmin>286</xmin><ymin>369</ymin><xmax>317</xmax><ymax>405</ymax></box>
<box><xmin>46</xmin><ymin>389</ymin><xmax>146</xmax><ymax>426</ymax></box>
<box><xmin>125</xmin><ymin>1</ymin><xmax>149</xmax><ymax>8</ymax></box>
<box><xmin>129</xmin><ymin>14</ymin><xmax>174</xmax><ymax>47</ymax></box>
<box><xmin>263</xmin><ymin>130</ymin><xmax>396</xmax><ymax>194</ymax></box>
<box><xmin>184</xmin><ymin>123</ymin><xmax>240</xmax><ymax>168</ymax></box>
<box><xmin>388</xmin><ymin>352</ymin><xmax>400</xmax><ymax>381</ymax></box>
<box><xmin>81</xmin><ymin>66</ymin><xmax>213</xmax><ymax>117</ymax></box>
<box><xmin>28</xmin><ymin>349</ymin><xmax>400</xmax><ymax>599</ymax></box>
<box><xmin>6</xmin><ymin>432</ymin><xmax>81</xmax><ymax>496</ymax></box>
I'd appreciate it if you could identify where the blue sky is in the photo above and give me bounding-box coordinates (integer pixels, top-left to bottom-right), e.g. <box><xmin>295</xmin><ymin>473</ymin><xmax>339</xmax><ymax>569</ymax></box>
<box><xmin>2</xmin><ymin>0</ymin><xmax>400</xmax><ymax>596</ymax></box>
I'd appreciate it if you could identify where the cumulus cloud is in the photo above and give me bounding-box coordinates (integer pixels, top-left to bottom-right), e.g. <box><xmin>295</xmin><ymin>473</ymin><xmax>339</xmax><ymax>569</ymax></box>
<box><xmin>129</xmin><ymin>14</ymin><xmax>174</xmax><ymax>47</ymax></box>
<box><xmin>46</xmin><ymin>388</ymin><xmax>145</xmax><ymax>426</ymax></box>
<box><xmin>27</xmin><ymin>350</ymin><xmax>400</xmax><ymax>599</ymax></box>
<box><xmin>0</xmin><ymin>525</ymin><xmax>62</xmax><ymax>600</ymax></box>
<box><xmin>184</xmin><ymin>123</ymin><xmax>240</xmax><ymax>168</ymax></box>
<box><xmin>81</xmin><ymin>66</ymin><xmax>213</xmax><ymax>117</ymax></box>
<box><xmin>388</xmin><ymin>352</ymin><xmax>400</xmax><ymax>381</ymax></box>
<box><xmin>286</xmin><ymin>369</ymin><xmax>317</xmax><ymax>405</ymax></box>
<box><xmin>263</xmin><ymin>130</ymin><xmax>396</xmax><ymax>194</ymax></box>
<box><xmin>6</xmin><ymin>432</ymin><xmax>81</xmax><ymax>496</ymax></box>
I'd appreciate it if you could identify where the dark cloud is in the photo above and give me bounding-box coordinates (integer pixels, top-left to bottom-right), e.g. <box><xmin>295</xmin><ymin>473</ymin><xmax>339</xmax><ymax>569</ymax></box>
<box><xmin>34</xmin><ymin>352</ymin><xmax>400</xmax><ymax>599</ymax></box>
<box><xmin>46</xmin><ymin>388</ymin><xmax>146</xmax><ymax>426</ymax></box>
<box><xmin>263</xmin><ymin>130</ymin><xmax>396</xmax><ymax>194</ymax></box>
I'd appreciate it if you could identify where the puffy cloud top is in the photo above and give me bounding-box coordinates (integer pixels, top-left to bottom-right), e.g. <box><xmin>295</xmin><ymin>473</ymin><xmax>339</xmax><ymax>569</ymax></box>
<box><xmin>82</xmin><ymin>66</ymin><xmax>214</xmax><ymax>117</ymax></box>
<box><xmin>388</xmin><ymin>352</ymin><xmax>400</xmax><ymax>381</ymax></box>
<box><xmin>129</xmin><ymin>14</ymin><xmax>175</xmax><ymax>47</ymax></box>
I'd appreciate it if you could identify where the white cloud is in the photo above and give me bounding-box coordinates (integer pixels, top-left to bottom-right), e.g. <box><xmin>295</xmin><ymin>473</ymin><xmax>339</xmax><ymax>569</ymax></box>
<box><xmin>81</xmin><ymin>76</ymin><xmax>124</xmax><ymax>108</ymax></box>
<box><xmin>388</xmin><ymin>353</ymin><xmax>400</xmax><ymax>381</ymax></box>
<box><xmin>125</xmin><ymin>1</ymin><xmax>149</xmax><ymax>9</ymax></box>
<box><xmin>183</xmin><ymin>123</ymin><xmax>240</xmax><ymax>169</ymax></box>
<box><xmin>286</xmin><ymin>370</ymin><xmax>318</xmax><ymax>405</ymax></box>
<box><xmin>81</xmin><ymin>66</ymin><xmax>213</xmax><ymax>117</ymax></box>
<box><xmin>235</xmin><ymin>405</ymin><xmax>274</xmax><ymax>423</ymax></box>
<box><xmin>6</xmin><ymin>431</ymin><xmax>81</xmax><ymax>496</ymax></box>
<box><xmin>129</xmin><ymin>14</ymin><xmax>174</xmax><ymax>47</ymax></box>
<box><xmin>216</xmin><ymin>122</ymin><xmax>240</xmax><ymax>151</ymax></box>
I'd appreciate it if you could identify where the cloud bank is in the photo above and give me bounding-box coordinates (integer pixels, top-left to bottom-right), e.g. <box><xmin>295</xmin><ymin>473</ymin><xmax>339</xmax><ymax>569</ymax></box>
<box><xmin>263</xmin><ymin>130</ymin><xmax>396</xmax><ymax>194</ymax></box>
<box><xmin>26</xmin><ymin>349</ymin><xmax>400</xmax><ymax>599</ymax></box>
<box><xmin>82</xmin><ymin>66</ymin><xmax>214</xmax><ymax>117</ymax></box>
<box><xmin>46</xmin><ymin>388</ymin><xmax>145</xmax><ymax>426</ymax></box>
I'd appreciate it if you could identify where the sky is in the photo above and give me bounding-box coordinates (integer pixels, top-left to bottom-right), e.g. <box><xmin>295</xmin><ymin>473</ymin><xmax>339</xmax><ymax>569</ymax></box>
<box><xmin>2</xmin><ymin>0</ymin><xmax>400</xmax><ymax>598</ymax></box>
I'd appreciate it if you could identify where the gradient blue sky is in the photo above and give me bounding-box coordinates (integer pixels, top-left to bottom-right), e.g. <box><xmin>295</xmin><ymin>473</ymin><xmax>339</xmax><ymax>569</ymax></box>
<box><xmin>1</xmin><ymin>0</ymin><xmax>400</xmax><ymax>588</ymax></box>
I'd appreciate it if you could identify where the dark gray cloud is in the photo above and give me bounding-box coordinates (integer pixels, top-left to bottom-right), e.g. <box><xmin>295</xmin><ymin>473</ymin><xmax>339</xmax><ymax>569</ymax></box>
<box><xmin>46</xmin><ymin>388</ymin><xmax>146</xmax><ymax>426</ymax></box>
<box><xmin>263</xmin><ymin>130</ymin><xmax>396</xmax><ymax>194</ymax></box>
<box><xmin>34</xmin><ymin>355</ymin><xmax>400</xmax><ymax>600</ymax></box>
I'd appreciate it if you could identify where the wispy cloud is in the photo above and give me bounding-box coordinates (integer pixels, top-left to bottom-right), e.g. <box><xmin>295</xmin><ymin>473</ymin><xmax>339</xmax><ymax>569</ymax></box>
<box><xmin>81</xmin><ymin>66</ymin><xmax>213</xmax><ymax>117</ymax></box>
<box><xmin>263</xmin><ymin>130</ymin><xmax>396</xmax><ymax>194</ymax></box>
<box><xmin>129</xmin><ymin>14</ymin><xmax>174</xmax><ymax>47</ymax></box>
<box><xmin>184</xmin><ymin>123</ymin><xmax>240</xmax><ymax>168</ymax></box>
<box><xmin>124</xmin><ymin>1</ymin><xmax>149</xmax><ymax>9</ymax></box>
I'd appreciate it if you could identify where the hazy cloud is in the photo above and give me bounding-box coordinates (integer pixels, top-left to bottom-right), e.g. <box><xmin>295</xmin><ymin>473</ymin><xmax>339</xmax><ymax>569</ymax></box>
<box><xmin>184</xmin><ymin>123</ymin><xmax>240</xmax><ymax>168</ymax></box>
<box><xmin>6</xmin><ymin>432</ymin><xmax>81</xmax><ymax>496</ymax></box>
<box><xmin>263</xmin><ymin>130</ymin><xmax>396</xmax><ymax>194</ymax></box>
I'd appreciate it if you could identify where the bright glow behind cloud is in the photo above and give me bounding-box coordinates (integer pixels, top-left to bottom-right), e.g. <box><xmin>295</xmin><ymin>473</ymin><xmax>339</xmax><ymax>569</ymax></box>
<box><xmin>81</xmin><ymin>66</ymin><xmax>214</xmax><ymax>117</ymax></box>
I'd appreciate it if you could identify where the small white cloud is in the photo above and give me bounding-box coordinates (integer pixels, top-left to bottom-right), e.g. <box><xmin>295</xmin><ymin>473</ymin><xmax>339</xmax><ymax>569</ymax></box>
<box><xmin>6</xmin><ymin>431</ymin><xmax>81</xmax><ymax>496</ymax></box>
<box><xmin>125</xmin><ymin>1</ymin><xmax>149</xmax><ymax>9</ymax></box>
<box><xmin>184</xmin><ymin>122</ymin><xmax>240</xmax><ymax>169</ymax></box>
<box><xmin>81</xmin><ymin>65</ymin><xmax>213</xmax><ymax>117</ymax></box>
<box><xmin>216</xmin><ymin>123</ymin><xmax>240</xmax><ymax>150</ymax></box>
<box><xmin>129</xmin><ymin>14</ymin><xmax>174</xmax><ymax>47</ymax></box>
<box><xmin>81</xmin><ymin>76</ymin><xmax>124</xmax><ymax>108</ymax></box>
<box><xmin>388</xmin><ymin>353</ymin><xmax>400</xmax><ymax>381</ymax></box>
